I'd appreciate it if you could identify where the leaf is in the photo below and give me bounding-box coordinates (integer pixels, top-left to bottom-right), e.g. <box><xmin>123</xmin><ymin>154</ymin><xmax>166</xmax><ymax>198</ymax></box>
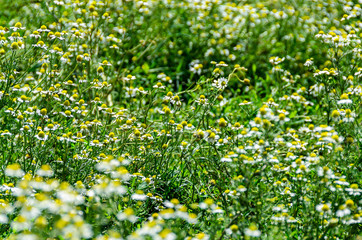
<box><xmin>176</xmin><ymin>59</ymin><xmax>183</xmax><ymax>73</ymax></box>
<box><xmin>142</xmin><ymin>63</ymin><xmax>150</xmax><ymax>74</ymax></box>
<box><xmin>252</xmin><ymin>64</ymin><xmax>257</xmax><ymax>74</ymax></box>
<box><xmin>289</xmin><ymin>110</ymin><xmax>297</xmax><ymax>119</ymax></box>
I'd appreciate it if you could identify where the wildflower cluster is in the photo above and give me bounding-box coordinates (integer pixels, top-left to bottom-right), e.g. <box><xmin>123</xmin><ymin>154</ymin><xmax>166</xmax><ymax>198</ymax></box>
<box><xmin>0</xmin><ymin>0</ymin><xmax>361</xmax><ymax>239</ymax></box>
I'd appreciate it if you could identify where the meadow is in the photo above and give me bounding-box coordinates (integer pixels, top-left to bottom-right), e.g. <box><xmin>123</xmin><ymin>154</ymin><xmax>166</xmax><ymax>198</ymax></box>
<box><xmin>0</xmin><ymin>0</ymin><xmax>361</xmax><ymax>239</ymax></box>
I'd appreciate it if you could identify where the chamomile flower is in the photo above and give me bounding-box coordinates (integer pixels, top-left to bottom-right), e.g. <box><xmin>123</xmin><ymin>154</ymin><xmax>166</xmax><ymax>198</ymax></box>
<box><xmin>36</xmin><ymin>165</ymin><xmax>54</xmax><ymax>177</ymax></box>
<box><xmin>337</xmin><ymin>93</ymin><xmax>352</xmax><ymax>105</ymax></box>
<box><xmin>245</xmin><ymin>223</ymin><xmax>261</xmax><ymax>237</ymax></box>
<box><xmin>316</xmin><ymin>203</ymin><xmax>331</xmax><ymax>214</ymax></box>
<box><xmin>212</xmin><ymin>77</ymin><xmax>229</xmax><ymax>90</ymax></box>
<box><xmin>35</xmin><ymin>131</ymin><xmax>49</xmax><ymax>141</ymax></box>
<box><xmin>117</xmin><ymin>208</ymin><xmax>138</xmax><ymax>223</ymax></box>
<box><xmin>5</xmin><ymin>163</ymin><xmax>25</xmax><ymax>178</ymax></box>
